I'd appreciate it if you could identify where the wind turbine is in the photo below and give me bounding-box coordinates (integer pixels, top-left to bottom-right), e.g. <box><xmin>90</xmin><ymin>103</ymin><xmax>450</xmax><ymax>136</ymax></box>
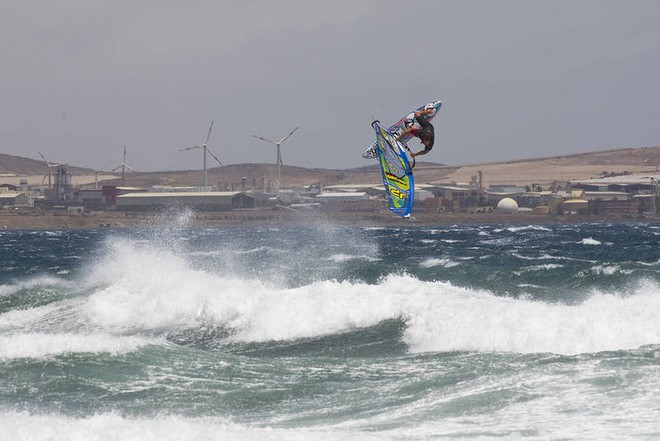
<box><xmin>94</xmin><ymin>166</ymin><xmax>107</xmax><ymax>189</ymax></box>
<box><xmin>180</xmin><ymin>120</ymin><xmax>223</xmax><ymax>188</ymax></box>
<box><xmin>111</xmin><ymin>146</ymin><xmax>136</xmax><ymax>186</ymax></box>
<box><xmin>38</xmin><ymin>151</ymin><xmax>62</xmax><ymax>189</ymax></box>
<box><xmin>252</xmin><ymin>126</ymin><xmax>298</xmax><ymax>189</ymax></box>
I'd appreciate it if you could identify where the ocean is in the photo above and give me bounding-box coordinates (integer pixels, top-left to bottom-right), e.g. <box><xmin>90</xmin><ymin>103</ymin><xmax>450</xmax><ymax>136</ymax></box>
<box><xmin>1</xmin><ymin>215</ymin><xmax>659</xmax><ymax>440</ymax></box>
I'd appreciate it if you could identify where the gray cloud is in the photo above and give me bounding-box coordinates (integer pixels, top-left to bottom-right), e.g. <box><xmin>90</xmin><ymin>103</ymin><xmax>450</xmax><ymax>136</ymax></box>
<box><xmin>1</xmin><ymin>0</ymin><xmax>659</xmax><ymax>171</ymax></box>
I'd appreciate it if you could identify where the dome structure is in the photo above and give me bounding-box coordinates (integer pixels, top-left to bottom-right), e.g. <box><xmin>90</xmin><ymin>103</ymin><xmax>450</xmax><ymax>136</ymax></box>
<box><xmin>496</xmin><ymin>198</ymin><xmax>519</xmax><ymax>213</ymax></box>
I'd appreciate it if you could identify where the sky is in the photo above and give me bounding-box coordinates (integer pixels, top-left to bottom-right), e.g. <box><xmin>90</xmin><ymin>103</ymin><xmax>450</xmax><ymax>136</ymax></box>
<box><xmin>2</xmin><ymin>0</ymin><xmax>660</xmax><ymax>172</ymax></box>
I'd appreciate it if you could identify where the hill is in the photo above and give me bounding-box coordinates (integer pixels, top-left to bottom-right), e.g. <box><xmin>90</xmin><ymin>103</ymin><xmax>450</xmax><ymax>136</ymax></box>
<box><xmin>1</xmin><ymin>146</ymin><xmax>659</xmax><ymax>189</ymax></box>
<box><xmin>443</xmin><ymin>146</ymin><xmax>660</xmax><ymax>186</ymax></box>
<box><xmin>93</xmin><ymin>145</ymin><xmax>660</xmax><ymax>188</ymax></box>
<box><xmin>0</xmin><ymin>153</ymin><xmax>94</xmax><ymax>176</ymax></box>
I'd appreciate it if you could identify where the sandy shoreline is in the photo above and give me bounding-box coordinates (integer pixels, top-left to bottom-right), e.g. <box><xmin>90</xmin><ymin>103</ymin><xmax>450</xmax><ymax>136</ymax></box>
<box><xmin>1</xmin><ymin>209</ymin><xmax>657</xmax><ymax>231</ymax></box>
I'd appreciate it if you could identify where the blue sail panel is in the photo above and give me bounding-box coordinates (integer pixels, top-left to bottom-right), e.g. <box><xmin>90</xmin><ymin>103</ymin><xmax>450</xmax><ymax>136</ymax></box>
<box><xmin>371</xmin><ymin>121</ymin><xmax>415</xmax><ymax>217</ymax></box>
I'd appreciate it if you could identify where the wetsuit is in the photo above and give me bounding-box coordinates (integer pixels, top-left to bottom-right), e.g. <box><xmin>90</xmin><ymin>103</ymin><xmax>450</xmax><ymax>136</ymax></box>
<box><xmin>411</xmin><ymin>114</ymin><xmax>434</xmax><ymax>152</ymax></box>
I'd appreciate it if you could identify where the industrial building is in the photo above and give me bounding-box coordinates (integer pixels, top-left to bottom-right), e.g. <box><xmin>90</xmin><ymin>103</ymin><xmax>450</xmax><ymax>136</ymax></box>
<box><xmin>115</xmin><ymin>191</ymin><xmax>255</xmax><ymax>211</ymax></box>
<box><xmin>0</xmin><ymin>192</ymin><xmax>29</xmax><ymax>208</ymax></box>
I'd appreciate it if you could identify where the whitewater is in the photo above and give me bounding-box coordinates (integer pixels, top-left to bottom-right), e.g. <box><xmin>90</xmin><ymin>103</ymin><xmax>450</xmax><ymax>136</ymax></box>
<box><xmin>1</xmin><ymin>219</ymin><xmax>659</xmax><ymax>440</ymax></box>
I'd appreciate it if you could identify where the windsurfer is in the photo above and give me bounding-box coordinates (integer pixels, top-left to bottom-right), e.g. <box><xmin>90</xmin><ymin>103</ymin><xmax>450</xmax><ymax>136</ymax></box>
<box><xmin>397</xmin><ymin>108</ymin><xmax>435</xmax><ymax>158</ymax></box>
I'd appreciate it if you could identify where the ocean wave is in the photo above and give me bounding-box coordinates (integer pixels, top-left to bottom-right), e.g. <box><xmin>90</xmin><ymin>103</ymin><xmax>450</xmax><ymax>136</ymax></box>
<box><xmin>0</xmin><ymin>411</ymin><xmax>372</xmax><ymax>441</ymax></box>
<box><xmin>419</xmin><ymin>258</ymin><xmax>460</xmax><ymax>269</ymax></box>
<box><xmin>512</xmin><ymin>263</ymin><xmax>564</xmax><ymax>275</ymax></box>
<box><xmin>403</xmin><ymin>279</ymin><xmax>660</xmax><ymax>355</ymax></box>
<box><xmin>187</xmin><ymin>246</ymin><xmax>283</xmax><ymax>257</ymax></box>
<box><xmin>326</xmin><ymin>254</ymin><xmax>381</xmax><ymax>263</ymax></box>
<box><xmin>0</xmin><ymin>275</ymin><xmax>74</xmax><ymax>299</ymax></box>
<box><xmin>578</xmin><ymin>237</ymin><xmax>613</xmax><ymax>246</ymax></box>
<box><xmin>79</xmin><ymin>251</ymin><xmax>660</xmax><ymax>355</ymax></box>
<box><xmin>589</xmin><ymin>265</ymin><xmax>634</xmax><ymax>276</ymax></box>
<box><xmin>0</xmin><ymin>333</ymin><xmax>155</xmax><ymax>360</ymax></box>
<box><xmin>509</xmin><ymin>252</ymin><xmax>595</xmax><ymax>263</ymax></box>
<box><xmin>509</xmin><ymin>252</ymin><xmax>563</xmax><ymax>261</ymax></box>
<box><xmin>506</xmin><ymin>225</ymin><xmax>553</xmax><ymax>233</ymax></box>
<box><xmin>4</xmin><ymin>234</ymin><xmax>658</xmax><ymax>359</ymax></box>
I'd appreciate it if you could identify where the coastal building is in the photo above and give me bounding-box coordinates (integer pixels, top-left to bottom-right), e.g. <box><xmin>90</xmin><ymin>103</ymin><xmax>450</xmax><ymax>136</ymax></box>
<box><xmin>101</xmin><ymin>185</ymin><xmax>147</xmax><ymax>206</ymax></box>
<box><xmin>572</xmin><ymin>174</ymin><xmax>659</xmax><ymax>194</ymax></box>
<box><xmin>582</xmin><ymin>191</ymin><xmax>639</xmax><ymax>215</ymax></box>
<box><xmin>430</xmin><ymin>185</ymin><xmax>473</xmax><ymax>212</ymax></box>
<box><xmin>71</xmin><ymin>189</ymin><xmax>109</xmax><ymax>208</ymax></box>
<box><xmin>314</xmin><ymin>192</ymin><xmax>370</xmax><ymax>203</ymax></box>
<box><xmin>0</xmin><ymin>192</ymin><xmax>29</xmax><ymax>208</ymax></box>
<box><xmin>115</xmin><ymin>191</ymin><xmax>255</xmax><ymax>211</ymax></box>
<box><xmin>313</xmin><ymin>192</ymin><xmax>377</xmax><ymax>213</ymax></box>
<box><xmin>0</xmin><ymin>184</ymin><xmax>18</xmax><ymax>192</ymax></box>
<box><xmin>558</xmin><ymin>198</ymin><xmax>590</xmax><ymax>215</ymax></box>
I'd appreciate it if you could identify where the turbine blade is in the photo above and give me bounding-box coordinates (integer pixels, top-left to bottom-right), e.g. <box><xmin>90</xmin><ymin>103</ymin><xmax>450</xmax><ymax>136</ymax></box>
<box><xmin>204</xmin><ymin>120</ymin><xmax>214</xmax><ymax>146</ymax></box>
<box><xmin>38</xmin><ymin>151</ymin><xmax>58</xmax><ymax>166</ymax></box>
<box><xmin>180</xmin><ymin>145</ymin><xmax>204</xmax><ymax>151</ymax></box>
<box><xmin>124</xmin><ymin>164</ymin><xmax>136</xmax><ymax>173</ymax></box>
<box><xmin>252</xmin><ymin>134</ymin><xmax>278</xmax><ymax>145</ymax></box>
<box><xmin>207</xmin><ymin>148</ymin><xmax>223</xmax><ymax>167</ymax></box>
<box><xmin>279</xmin><ymin>126</ymin><xmax>299</xmax><ymax>144</ymax></box>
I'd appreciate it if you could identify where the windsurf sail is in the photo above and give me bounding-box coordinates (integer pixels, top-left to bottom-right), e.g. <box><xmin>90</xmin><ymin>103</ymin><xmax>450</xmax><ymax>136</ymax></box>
<box><xmin>372</xmin><ymin>120</ymin><xmax>414</xmax><ymax>217</ymax></box>
<box><xmin>363</xmin><ymin>100</ymin><xmax>442</xmax><ymax>159</ymax></box>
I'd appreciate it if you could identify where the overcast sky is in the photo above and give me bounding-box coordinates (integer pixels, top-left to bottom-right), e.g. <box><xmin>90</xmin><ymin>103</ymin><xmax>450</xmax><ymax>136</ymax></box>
<box><xmin>2</xmin><ymin>0</ymin><xmax>660</xmax><ymax>172</ymax></box>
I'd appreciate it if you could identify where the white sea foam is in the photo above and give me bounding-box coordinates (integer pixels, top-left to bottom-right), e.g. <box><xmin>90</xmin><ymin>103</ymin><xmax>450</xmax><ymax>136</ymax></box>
<box><xmin>513</xmin><ymin>263</ymin><xmax>564</xmax><ymax>275</ymax></box>
<box><xmin>579</xmin><ymin>237</ymin><xmax>602</xmax><ymax>245</ymax></box>
<box><xmin>0</xmin><ymin>275</ymin><xmax>72</xmax><ymax>298</ymax></box>
<box><xmin>326</xmin><ymin>254</ymin><xmax>380</xmax><ymax>263</ymax></box>
<box><xmin>506</xmin><ymin>225</ymin><xmax>553</xmax><ymax>233</ymax></box>
<box><xmin>85</xmin><ymin>239</ymin><xmax>660</xmax><ymax>355</ymax></box>
<box><xmin>6</xmin><ymin>237</ymin><xmax>659</xmax><ymax>358</ymax></box>
<box><xmin>419</xmin><ymin>258</ymin><xmax>459</xmax><ymax>268</ymax></box>
<box><xmin>589</xmin><ymin>265</ymin><xmax>633</xmax><ymax>275</ymax></box>
<box><xmin>0</xmin><ymin>333</ymin><xmax>154</xmax><ymax>360</ymax></box>
<box><xmin>0</xmin><ymin>412</ymin><xmax>374</xmax><ymax>441</ymax></box>
<box><xmin>403</xmin><ymin>278</ymin><xmax>660</xmax><ymax>355</ymax></box>
<box><xmin>509</xmin><ymin>252</ymin><xmax>593</xmax><ymax>263</ymax></box>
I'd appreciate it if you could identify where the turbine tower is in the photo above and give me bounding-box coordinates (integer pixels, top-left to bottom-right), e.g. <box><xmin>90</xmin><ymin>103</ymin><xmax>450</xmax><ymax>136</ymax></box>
<box><xmin>252</xmin><ymin>126</ymin><xmax>298</xmax><ymax>190</ymax></box>
<box><xmin>111</xmin><ymin>146</ymin><xmax>136</xmax><ymax>186</ymax></box>
<box><xmin>38</xmin><ymin>151</ymin><xmax>62</xmax><ymax>189</ymax></box>
<box><xmin>180</xmin><ymin>120</ymin><xmax>223</xmax><ymax>188</ymax></box>
<box><xmin>94</xmin><ymin>166</ymin><xmax>107</xmax><ymax>189</ymax></box>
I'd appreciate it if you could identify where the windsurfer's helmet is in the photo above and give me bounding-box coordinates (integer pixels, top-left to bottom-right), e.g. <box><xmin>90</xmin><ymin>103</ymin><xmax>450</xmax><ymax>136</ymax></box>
<box><xmin>404</xmin><ymin>112</ymin><xmax>416</xmax><ymax>128</ymax></box>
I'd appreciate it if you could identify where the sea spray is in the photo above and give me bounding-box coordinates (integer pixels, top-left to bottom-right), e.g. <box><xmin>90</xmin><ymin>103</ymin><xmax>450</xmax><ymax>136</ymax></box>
<box><xmin>2</xmin><ymin>223</ymin><xmax>660</xmax><ymax>440</ymax></box>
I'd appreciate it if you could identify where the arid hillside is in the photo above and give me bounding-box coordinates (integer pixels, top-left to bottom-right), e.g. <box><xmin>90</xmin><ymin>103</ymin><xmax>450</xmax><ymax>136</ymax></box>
<box><xmin>0</xmin><ymin>153</ymin><xmax>94</xmax><ymax>176</ymax></box>
<box><xmin>1</xmin><ymin>146</ymin><xmax>659</xmax><ymax>189</ymax></box>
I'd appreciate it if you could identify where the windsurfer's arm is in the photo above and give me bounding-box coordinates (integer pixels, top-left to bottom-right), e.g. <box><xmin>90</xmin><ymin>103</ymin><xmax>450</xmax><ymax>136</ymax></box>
<box><xmin>415</xmin><ymin>108</ymin><xmax>434</xmax><ymax>118</ymax></box>
<box><xmin>411</xmin><ymin>149</ymin><xmax>430</xmax><ymax>158</ymax></box>
<box><xmin>397</xmin><ymin>126</ymin><xmax>414</xmax><ymax>141</ymax></box>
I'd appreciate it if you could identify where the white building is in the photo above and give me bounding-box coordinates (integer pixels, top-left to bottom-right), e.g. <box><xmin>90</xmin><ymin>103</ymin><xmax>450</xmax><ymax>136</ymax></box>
<box><xmin>115</xmin><ymin>191</ymin><xmax>254</xmax><ymax>211</ymax></box>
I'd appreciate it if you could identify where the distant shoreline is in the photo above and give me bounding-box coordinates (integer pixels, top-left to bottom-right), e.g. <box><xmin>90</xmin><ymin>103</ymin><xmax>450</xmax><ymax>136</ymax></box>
<box><xmin>1</xmin><ymin>209</ymin><xmax>657</xmax><ymax>231</ymax></box>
